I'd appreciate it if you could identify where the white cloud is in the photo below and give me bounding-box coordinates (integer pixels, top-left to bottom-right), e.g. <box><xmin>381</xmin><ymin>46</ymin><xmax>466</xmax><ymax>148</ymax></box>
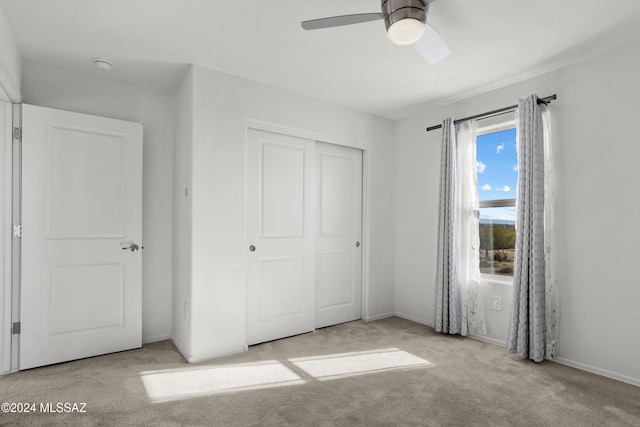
<box><xmin>480</xmin><ymin>184</ymin><xmax>492</xmax><ymax>191</ymax></box>
<box><xmin>476</xmin><ymin>161</ymin><xmax>486</xmax><ymax>174</ymax></box>
<box><xmin>496</xmin><ymin>144</ymin><xmax>505</xmax><ymax>154</ymax></box>
<box><xmin>512</xmin><ymin>164</ymin><xmax>518</xmax><ymax>172</ymax></box>
<box><xmin>496</xmin><ymin>185</ymin><xmax>511</xmax><ymax>192</ymax></box>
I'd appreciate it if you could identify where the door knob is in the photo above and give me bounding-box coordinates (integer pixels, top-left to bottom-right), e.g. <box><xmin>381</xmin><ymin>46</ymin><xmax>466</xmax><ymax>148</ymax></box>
<box><xmin>121</xmin><ymin>243</ymin><xmax>140</xmax><ymax>252</ymax></box>
<box><xmin>249</xmin><ymin>245</ymin><xmax>256</xmax><ymax>252</ymax></box>
<box><xmin>355</xmin><ymin>241</ymin><xmax>360</xmax><ymax>248</ymax></box>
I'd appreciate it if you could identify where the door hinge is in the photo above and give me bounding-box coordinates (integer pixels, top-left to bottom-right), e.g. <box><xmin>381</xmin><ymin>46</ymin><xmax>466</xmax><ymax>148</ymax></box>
<box><xmin>12</xmin><ymin>127</ymin><xmax>22</xmax><ymax>141</ymax></box>
<box><xmin>13</xmin><ymin>224</ymin><xmax>22</xmax><ymax>237</ymax></box>
<box><xmin>12</xmin><ymin>322</ymin><xmax>20</xmax><ymax>335</ymax></box>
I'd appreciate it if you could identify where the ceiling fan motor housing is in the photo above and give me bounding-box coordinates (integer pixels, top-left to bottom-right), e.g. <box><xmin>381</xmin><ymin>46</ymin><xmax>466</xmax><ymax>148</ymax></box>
<box><xmin>381</xmin><ymin>0</ymin><xmax>430</xmax><ymax>31</ymax></box>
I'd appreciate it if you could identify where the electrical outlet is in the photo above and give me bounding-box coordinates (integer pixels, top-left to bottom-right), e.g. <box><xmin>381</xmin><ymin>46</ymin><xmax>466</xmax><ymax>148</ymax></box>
<box><xmin>492</xmin><ymin>296</ymin><xmax>502</xmax><ymax>311</ymax></box>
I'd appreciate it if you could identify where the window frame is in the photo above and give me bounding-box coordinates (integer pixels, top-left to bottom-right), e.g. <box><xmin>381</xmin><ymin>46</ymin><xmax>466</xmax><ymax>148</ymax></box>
<box><xmin>479</xmin><ymin>198</ymin><xmax>515</xmax><ymax>209</ymax></box>
<box><xmin>476</xmin><ymin>113</ymin><xmax>517</xmax><ymax>282</ymax></box>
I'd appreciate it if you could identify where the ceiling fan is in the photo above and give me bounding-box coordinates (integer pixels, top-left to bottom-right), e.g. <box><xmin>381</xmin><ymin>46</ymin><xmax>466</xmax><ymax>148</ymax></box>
<box><xmin>301</xmin><ymin>0</ymin><xmax>450</xmax><ymax>65</ymax></box>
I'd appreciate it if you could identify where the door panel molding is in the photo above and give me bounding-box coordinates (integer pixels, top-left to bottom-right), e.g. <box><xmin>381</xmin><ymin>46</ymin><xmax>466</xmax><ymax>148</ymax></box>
<box><xmin>317</xmin><ymin>252</ymin><xmax>354</xmax><ymax>309</ymax></box>
<box><xmin>46</xmin><ymin>260</ymin><xmax>125</xmax><ymax>335</ymax></box>
<box><xmin>46</xmin><ymin>126</ymin><xmax>126</xmax><ymax>239</ymax></box>
<box><xmin>259</xmin><ymin>140</ymin><xmax>306</xmax><ymax>239</ymax></box>
<box><xmin>318</xmin><ymin>152</ymin><xmax>355</xmax><ymax>238</ymax></box>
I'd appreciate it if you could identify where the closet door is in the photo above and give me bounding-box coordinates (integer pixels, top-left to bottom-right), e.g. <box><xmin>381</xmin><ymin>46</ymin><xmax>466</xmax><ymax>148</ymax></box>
<box><xmin>315</xmin><ymin>142</ymin><xmax>362</xmax><ymax>328</ymax></box>
<box><xmin>246</xmin><ymin>129</ymin><xmax>315</xmax><ymax>345</ymax></box>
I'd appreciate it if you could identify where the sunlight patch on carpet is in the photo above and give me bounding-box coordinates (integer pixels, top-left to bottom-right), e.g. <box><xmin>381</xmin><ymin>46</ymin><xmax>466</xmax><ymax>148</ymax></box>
<box><xmin>140</xmin><ymin>360</ymin><xmax>304</xmax><ymax>403</ymax></box>
<box><xmin>140</xmin><ymin>348</ymin><xmax>433</xmax><ymax>402</ymax></box>
<box><xmin>289</xmin><ymin>348</ymin><xmax>433</xmax><ymax>381</ymax></box>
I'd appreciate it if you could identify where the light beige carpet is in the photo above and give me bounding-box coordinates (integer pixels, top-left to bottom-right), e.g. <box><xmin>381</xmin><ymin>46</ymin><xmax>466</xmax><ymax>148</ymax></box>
<box><xmin>1</xmin><ymin>317</ymin><xmax>639</xmax><ymax>426</ymax></box>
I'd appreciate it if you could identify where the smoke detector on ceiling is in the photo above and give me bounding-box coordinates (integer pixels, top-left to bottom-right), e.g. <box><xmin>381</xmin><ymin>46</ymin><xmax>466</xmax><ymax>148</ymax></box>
<box><xmin>92</xmin><ymin>58</ymin><xmax>112</xmax><ymax>71</ymax></box>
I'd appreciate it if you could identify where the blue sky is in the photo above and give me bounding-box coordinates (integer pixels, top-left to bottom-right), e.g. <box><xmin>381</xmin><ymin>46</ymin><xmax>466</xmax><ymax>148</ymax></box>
<box><xmin>476</xmin><ymin>128</ymin><xmax>517</xmax><ymax>220</ymax></box>
<box><xmin>476</xmin><ymin>128</ymin><xmax>517</xmax><ymax>200</ymax></box>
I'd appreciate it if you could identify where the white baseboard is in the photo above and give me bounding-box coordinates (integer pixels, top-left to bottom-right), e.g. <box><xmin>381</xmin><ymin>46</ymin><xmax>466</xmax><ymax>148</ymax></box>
<box><xmin>170</xmin><ymin>336</ymin><xmax>190</xmax><ymax>362</ymax></box>
<box><xmin>553</xmin><ymin>356</ymin><xmax>640</xmax><ymax>388</ymax></box>
<box><xmin>185</xmin><ymin>347</ymin><xmax>247</xmax><ymax>364</ymax></box>
<box><xmin>171</xmin><ymin>336</ymin><xmax>247</xmax><ymax>364</ymax></box>
<box><xmin>171</xmin><ymin>337</ymin><xmax>249</xmax><ymax>363</ymax></box>
<box><xmin>394</xmin><ymin>314</ymin><xmax>640</xmax><ymax>388</ymax></box>
<box><xmin>142</xmin><ymin>334</ymin><xmax>172</xmax><ymax>345</ymax></box>
<box><xmin>394</xmin><ymin>312</ymin><xmax>432</xmax><ymax>327</ymax></box>
<box><xmin>468</xmin><ymin>334</ymin><xmax>506</xmax><ymax>348</ymax></box>
<box><xmin>365</xmin><ymin>312</ymin><xmax>395</xmax><ymax>322</ymax></box>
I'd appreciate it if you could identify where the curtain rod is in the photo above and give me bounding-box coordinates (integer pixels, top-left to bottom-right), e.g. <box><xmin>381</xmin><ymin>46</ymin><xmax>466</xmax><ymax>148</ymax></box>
<box><xmin>425</xmin><ymin>94</ymin><xmax>557</xmax><ymax>132</ymax></box>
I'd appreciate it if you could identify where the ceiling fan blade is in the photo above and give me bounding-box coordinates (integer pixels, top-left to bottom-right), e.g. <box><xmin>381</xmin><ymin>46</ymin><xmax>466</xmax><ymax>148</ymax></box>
<box><xmin>414</xmin><ymin>23</ymin><xmax>450</xmax><ymax>65</ymax></box>
<box><xmin>301</xmin><ymin>13</ymin><xmax>383</xmax><ymax>30</ymax></box>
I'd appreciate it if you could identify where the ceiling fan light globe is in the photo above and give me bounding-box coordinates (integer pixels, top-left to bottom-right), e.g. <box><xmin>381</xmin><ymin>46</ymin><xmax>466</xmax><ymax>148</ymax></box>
<box><xmin>387</xmin><ymin>18</ymin><xmax>425</xmax><ymax>45</ymax></box>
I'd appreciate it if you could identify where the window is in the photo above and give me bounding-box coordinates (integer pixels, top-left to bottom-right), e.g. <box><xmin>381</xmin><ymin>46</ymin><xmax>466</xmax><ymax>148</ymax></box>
<box><xmin>476</xmin><ymin>116</ymin><xmax>517</xmax><ymax>277</ymax></box>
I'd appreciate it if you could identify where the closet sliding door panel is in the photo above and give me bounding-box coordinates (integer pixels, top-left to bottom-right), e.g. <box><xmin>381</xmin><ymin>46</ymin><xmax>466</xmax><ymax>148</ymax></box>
<box><xmin>246</xmin><ymin>129</ymin><xmax>315</xmax><ymax>345</ymax></box>
<box><xmin>315</xmin><ymin>142</ymin><xmax>363</xmax><ymax>328</ymax></box>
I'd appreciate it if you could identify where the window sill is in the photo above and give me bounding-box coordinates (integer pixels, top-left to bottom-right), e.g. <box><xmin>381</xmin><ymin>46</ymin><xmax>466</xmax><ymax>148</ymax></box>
<box><xmin>480</xmin><ymin>273</ymin><xmax>513</xmax><ymax>287</ymax></box>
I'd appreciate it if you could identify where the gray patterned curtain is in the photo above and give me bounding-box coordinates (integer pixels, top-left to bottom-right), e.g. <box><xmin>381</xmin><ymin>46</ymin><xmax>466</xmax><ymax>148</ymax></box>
<box><xmin>434</xmin><ymin>119</ymin><xmax>486</xmax><ymax>336</ymax></box>
<box><xmin>434</xmin><ymin>118</ymin><xmax>461</xmax><ymax>334</ymax></box>
<box><xmin>507</xmin><ymin>95</ymin><xmax>549</xmax><ymax>362</ymax></box>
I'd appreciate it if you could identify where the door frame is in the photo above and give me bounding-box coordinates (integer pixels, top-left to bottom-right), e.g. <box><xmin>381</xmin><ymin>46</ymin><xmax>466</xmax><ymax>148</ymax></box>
<box><xmin>1</xmin><ymin>102</ymin><xmax>20</xmax><ymax>375</ymax></box>
<box><xmin>0</xmin><ymin>41</ymin><xmax>22</xmax><ymax>373</ymax></box>
<box><xmin>0</xmin><ymin>101</ymin><xmax>12</xmax><ymax>374</ymax></box>
<box><xmin>244</xmin><ymin>119</ymin><xmax>371</xmax><ymax>338</ymax></box>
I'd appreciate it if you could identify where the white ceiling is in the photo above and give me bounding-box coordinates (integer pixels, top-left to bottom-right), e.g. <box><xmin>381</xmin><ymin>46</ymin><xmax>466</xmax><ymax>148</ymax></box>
<box><xmin>2</xmin><ymin>0</ymin><xmax>640</xmax><ymax>120</ymax></box>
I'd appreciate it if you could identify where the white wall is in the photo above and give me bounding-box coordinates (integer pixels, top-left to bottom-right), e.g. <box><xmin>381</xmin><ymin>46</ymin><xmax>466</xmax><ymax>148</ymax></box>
<box><xmin>395</xmin><ymin>43</ymin><xmax>640</xmax><ymax>385</ymax></box>
<box><xmin>20</xmin><ymin>61</ymin><xmax>175</xmax><ymax>343</ymax></box>
<box><xmin>180</xmin><ymin>65</ymin><xmax>395</xmax><ymax>362</ymax></box>
<box><xmin>171</xmin><ymin>69</ymin><xmax>193</xmax><ymax>357</ymax></box>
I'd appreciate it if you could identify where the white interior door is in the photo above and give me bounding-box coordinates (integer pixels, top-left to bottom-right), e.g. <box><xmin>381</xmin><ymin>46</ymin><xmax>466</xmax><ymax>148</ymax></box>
<box><xmin>315</xmin><ymin>142</ymin><xmax>362</xmax><ymax>328</ymax></box>
<box><xmin>20</xmin><ymin>104</ymin><xmax>143</xmax><ymax>370</ymax></box>
<box><xmin>246</xmin><ymin>129</ymin><xmax>315</xmax><ymax>345</ymax></box>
